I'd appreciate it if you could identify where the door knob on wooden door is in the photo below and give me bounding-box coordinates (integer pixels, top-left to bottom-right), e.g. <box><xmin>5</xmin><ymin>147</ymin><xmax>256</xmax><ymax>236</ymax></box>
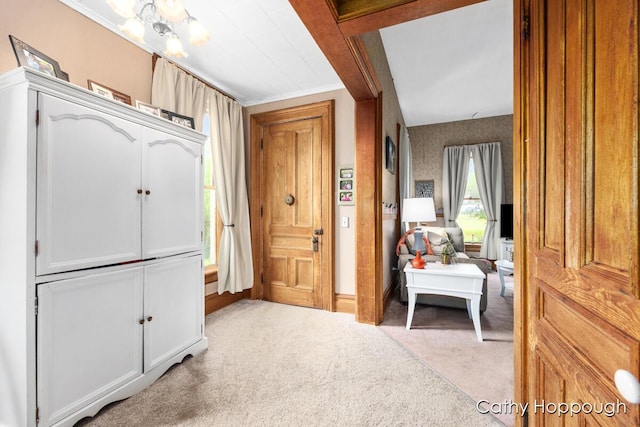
<box><xmin>615</xmin><ymin>369</ymin><xmax>640</xmax><ymax>404</ymax></box>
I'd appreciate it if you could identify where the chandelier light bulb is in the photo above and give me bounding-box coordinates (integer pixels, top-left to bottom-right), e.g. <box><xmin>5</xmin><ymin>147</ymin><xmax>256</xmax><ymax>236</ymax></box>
<box><xmin>165</xmin><ymin>34</ymin><xmax>188</xmax><ymax>58</ymax></box>
<box><xmin>188</xmin><ymin>19</ymin><xmax>211</xmax><ymax>46</ymax></box>
<box><xmin>110</xmin><ymin>0</ymin><xmax>208</xmax><ymax>52</ymax></box>
<box><xmin>106</xmin><ymin>0</ymin><xmax>136</xmax><ymax>18</ymax></box>
<box><xmin>119</xmin><ymin>16</ymin><xmax>146</xmax><ymax>44</ymax></box>
<box><xmin>155</xmin><ymin>0</ymin><xmax>188</xmax><ymax>22</ymax></box>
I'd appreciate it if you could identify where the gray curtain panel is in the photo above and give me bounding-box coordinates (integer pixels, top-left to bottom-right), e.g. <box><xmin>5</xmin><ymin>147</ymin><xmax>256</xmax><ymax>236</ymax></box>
<box><xmin>398</xmin><ymin>125</ymin><xmax>414</xmax><ymax>234</ymax></box>
<box><xmin>442</xmin><ymin>145</ymin><xmax>470</xmax><ymax>227</ymax></box>
<box><xmin>470</xmin><ymin>142</ymin><xmax>504</xmax><ymax>259</ymax></box>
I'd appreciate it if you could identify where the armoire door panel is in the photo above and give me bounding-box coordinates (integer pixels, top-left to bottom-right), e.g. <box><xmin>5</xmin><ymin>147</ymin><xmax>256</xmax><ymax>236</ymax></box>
<box><xmin>36</xmin><ymin>94</ymin><xmax>142</xmax><ymax>275</ymax></box>
<box><xmin>37</xmin><ymin>267</ymin><xmax>144</xmax><ymax>426</ymax></box>
<box><xmin>143</xmin><ymin>256</ymin><xmax>202</xmax><ymax>372</ymax></box>
<box><xmin>142</xmin><ymin>128</ymin><xmax>202</xmax><ymax>259</ymax></box>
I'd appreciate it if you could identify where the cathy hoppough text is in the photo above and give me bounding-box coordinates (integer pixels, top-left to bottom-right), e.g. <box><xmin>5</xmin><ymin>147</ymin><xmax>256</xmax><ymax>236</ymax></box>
<box><xmin>476</xmin><ymin>399</ymin><xmax>628</xmax><ymax>418</ymax></box>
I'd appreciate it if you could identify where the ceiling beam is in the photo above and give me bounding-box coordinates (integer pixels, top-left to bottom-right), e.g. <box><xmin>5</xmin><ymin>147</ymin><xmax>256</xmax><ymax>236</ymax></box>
<box><xmin>338</xmin><ymin>0</ymin><xmax>487</xmax><ymax>37</ymax></box>
<box><xmin>289</xmin><ymin>0</ymin><xmax>379</xmax><ymax>100</ymax></box>
<box><xmin>337</xmin><ymin>0</ymin><xmax>414</xmax><ymax>21</ymax></box>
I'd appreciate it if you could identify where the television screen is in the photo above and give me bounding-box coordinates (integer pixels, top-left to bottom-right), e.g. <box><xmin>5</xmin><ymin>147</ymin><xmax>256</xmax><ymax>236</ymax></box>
<box><xmin>500</xmin><ymin>204</ymin><xmax>513</xmax><ymax>239</ymax></box>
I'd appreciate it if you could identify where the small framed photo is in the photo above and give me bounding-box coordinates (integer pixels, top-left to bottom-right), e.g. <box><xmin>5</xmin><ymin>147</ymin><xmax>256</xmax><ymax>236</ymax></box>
<box><xmin>339</xmin><ymin>192</ymin><xmax>353</xmax><ymax>203</ymax></box>
<box><xmin>340</xmin><ymin>180</ymin><xmax>352</xmax><ymax>190</ymax></box>
<box><xmin>339</xmin><ymin>168</ymin><xmax>353</xmax><ymax>179</ymax></box>
<box><xmin>136</xmin><ymin>100</ymin><xmax>162</xmax><ymax>116</ymax></box>
<box><xmin>168</xmin><ymin>111</ymin><xmax>195</xmax><ymax>129</ymax></box>
<box><xmin>88</xmin><ymin>80</ymin><xmax>131</xmax><ymax>105</ymax></box>
<box><xmin>9</xmin><ymin>35</ymin><xmax>68</xmax><ymax>81</ymax></box>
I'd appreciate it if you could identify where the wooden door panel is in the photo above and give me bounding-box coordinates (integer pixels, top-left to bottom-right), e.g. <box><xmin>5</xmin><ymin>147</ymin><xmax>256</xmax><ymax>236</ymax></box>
<box><xmin>523</xmin><ymin>0</ymin><xmax>640</xmax><ymax>424</ymax></box>
<box><xmin>262</xmin><ymin>118</ymin><xmax>323</xmax><ymax>308</ymax></box>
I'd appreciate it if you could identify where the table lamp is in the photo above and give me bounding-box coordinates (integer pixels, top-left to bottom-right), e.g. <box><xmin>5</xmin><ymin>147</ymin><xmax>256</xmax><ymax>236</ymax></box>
<box><xmin>402</xmin><ymin>197</ymin><xmax>436</xmax><ymax>253</ymax></box>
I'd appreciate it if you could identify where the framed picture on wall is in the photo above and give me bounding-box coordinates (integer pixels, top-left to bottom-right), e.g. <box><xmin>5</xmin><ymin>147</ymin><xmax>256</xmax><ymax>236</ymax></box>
<box><xmin>338</xmin><ymin>166</ymin><xmax>355</xmax><ymax>205</ymax></box>
<box><xmin>385</xmin><ymin>136</ymin><xmax>396</xmax><ymax>175</ymax></box>
<box><xmin>415</xmin><ymin>179</ymin><xmax>435</xmax><ymax>199</ymax></box>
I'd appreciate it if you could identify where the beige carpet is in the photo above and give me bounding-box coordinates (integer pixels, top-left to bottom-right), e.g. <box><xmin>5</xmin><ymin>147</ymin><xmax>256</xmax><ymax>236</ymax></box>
<box><xmin>78</xmin><ymin>298</ymin><xmax>504</xmax><ymax>426</ymax></box>
<box><xmin>380</xmin><ymin>271</ymin><xmax>514</xmax><ymax>426</ymax></box>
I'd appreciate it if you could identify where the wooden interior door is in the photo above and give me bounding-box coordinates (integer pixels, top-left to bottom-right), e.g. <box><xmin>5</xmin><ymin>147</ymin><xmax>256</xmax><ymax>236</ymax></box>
<box><xmin>251</xmin><ymin>102</ymin><xmax>334</xmax><ymax>310</ymax></box>
<box><xmin>261</xmin><ymin>118</ymin><xmax>323</xmax><ymax>308</ymax></box>
<box><xmin>517</xmin><ymin>0</ymin><xmax>640</xmax><ymax>425</ymax></box>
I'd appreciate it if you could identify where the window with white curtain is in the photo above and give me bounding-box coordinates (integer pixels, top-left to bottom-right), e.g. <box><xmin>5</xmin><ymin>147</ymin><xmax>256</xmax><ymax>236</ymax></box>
<box><xmin>457</xmin><ymin>153</ymin><xmax>487</xmax><ymax>243</ymax></box>
<box><xmin>201</xmin><ymin>114</ymin><xmax>217</xmax><ymax>266</ymax></box>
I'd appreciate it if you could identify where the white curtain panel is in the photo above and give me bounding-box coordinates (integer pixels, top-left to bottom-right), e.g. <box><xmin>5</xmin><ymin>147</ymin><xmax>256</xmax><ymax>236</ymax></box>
<box><xmin>398</xmin><ymin>125</ymin><xmax>414</xmax><ymax>233</ymax></box>
<box><xmin>152</xmin><ymin>58</ymin><xmax>253</xmax><ymax>294</ymax></box>
<box><xmin>470</xmin><ymin>142</ymin><xmax>504</xmax><ymax>259</ymax></box>
<box><xmin>442</xmin><ymin>145</ymin><xmax>470</xmax><ymax>227</ymax></box>
<box><xmin>151</xmin><ymin>58</ymin><xmax>177</xmax><ymax>110</ymax></box>
<box><xmin>206</xmin><ymin>88</ymin><xmax>254</xmax><ymax>294</ymax></box>
<box><xmin>151</xmin><ymin>57</ymin><xmax>206</xmax><ymax>131</ymax></box>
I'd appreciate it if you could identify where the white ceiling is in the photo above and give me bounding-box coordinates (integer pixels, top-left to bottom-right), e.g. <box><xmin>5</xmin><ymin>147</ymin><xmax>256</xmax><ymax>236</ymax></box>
<box><xmin>380</xmin><ymin>0</ymin><xmax>513</xmax><ymax>126</ymax></box>
<box><xmin>60</xmin><ymin>0</ymin><xmax>513</xmax><ymax>126</ymax></box>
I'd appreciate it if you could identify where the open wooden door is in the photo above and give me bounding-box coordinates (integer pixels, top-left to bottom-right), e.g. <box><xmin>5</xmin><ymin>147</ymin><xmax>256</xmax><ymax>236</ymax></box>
<box><xmin>516</xmin><ymin>0</ymin><xmax>640</xmax><ymax>425</ymax></box>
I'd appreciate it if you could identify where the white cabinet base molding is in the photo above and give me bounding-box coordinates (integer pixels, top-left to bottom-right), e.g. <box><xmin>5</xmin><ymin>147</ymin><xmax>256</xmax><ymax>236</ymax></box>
<box><xmin>0</xmin><ymin>68</ymin><xmax>207</xmax><ymax>427</ymax></box>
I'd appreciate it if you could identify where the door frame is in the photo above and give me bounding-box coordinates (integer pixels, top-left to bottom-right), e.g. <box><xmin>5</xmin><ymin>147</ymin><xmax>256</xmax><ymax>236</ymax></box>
<box><xmin>249</xmin><ymin>100</ymin><xmax>335</xmax><ymax>311</ymax></box>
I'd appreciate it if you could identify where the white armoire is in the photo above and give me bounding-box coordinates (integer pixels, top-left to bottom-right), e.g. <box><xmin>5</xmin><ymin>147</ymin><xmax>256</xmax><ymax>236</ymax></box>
<box><xmin>0</xmin><ymin>68</ymin><xmax>208</xmax><ymax>427</ymax></box>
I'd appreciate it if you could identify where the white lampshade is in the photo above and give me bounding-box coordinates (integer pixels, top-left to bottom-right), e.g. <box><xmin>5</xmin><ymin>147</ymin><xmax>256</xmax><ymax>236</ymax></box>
<box><xmin>164</xmin><ymin>34</ymin><xmax>188</xmax><ymax>58</ymax></box>
<box><xmin>188</xmin><ymin>18</ymin><xmax>211</xmax><ymax>46</ymax></box>
<box><xmin>402</xmin><ymin>198</ymin><xmax>436</xmax><ymax>224</ymax></box>
<box><xmin>107</xmin><ymin>0</ymin><xmax>136</xmax><ymax>18</ymax></box>
<box><xmin>119</xmin><ymin>17</ymin><xmax>146</xmax><ymax>44</ymax></box>
<box><xmin>156</xmin><ymin>0</ymin><xmax>188</xmax><ymax>22</ymax></box>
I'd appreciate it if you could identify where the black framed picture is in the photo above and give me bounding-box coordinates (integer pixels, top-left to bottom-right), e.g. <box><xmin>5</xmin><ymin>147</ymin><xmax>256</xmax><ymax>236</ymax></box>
<box><xmin>167</xmin><ymin>111</ymin><xmax>195</xmax><ymax>129</ymax></box>
<box><xmin>9</xmin><ymin>35</ymin><xmax>68</xmax><ymax>81</ymax></box>
<box><xmin>415</xmin><ymin>180</ymin><xmax>435</xmax><ymax>199</ymax></box>
<box><xmin>385</xmin><ymin>136</ymin><xmax>396</xmax><ymax>175</ymax></box>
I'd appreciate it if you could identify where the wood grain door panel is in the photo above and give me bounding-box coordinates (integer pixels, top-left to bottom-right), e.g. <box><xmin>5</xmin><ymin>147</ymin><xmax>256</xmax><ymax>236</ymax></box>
<box><xmin>521</xmin><ymin>0</ymin><xmax>640</xmax><ymax>424</ymax></box>
<box><xmin>262</xmin><ymin>119</ymin><xmax>323</xmax><ymax>308</ymax></box>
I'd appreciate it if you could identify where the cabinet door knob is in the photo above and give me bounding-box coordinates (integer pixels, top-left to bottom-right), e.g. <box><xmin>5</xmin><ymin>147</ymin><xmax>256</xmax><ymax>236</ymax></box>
<box><xmin>138</xmin><ymin>319</ymin><xmax>145</xmax><ymax>325</ymax></box>
<box><xmin>147</xmin><ymin>316</ymin><xmax>153</xmax><ymax>322</ymax></box>
<box><xmin>137</xmin><ymin>189</ymin><xmax>143</xmax><ymax>194</ymax></box>
<box><xmin>145</xmin><ymin>190</ymin><xmax>151</xmax><ymax>195</ymax></box>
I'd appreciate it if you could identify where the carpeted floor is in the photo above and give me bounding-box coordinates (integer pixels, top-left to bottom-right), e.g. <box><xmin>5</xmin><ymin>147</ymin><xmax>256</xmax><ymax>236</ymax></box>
<box><xmin>380</xmin><ymin>271</ymin><xmax>514</xmax><ymax>426</ymax></box>
<box><xmin>77</xmin><ymin>296</ymin><xmax>505</xmax><ymax>426</ymax></box>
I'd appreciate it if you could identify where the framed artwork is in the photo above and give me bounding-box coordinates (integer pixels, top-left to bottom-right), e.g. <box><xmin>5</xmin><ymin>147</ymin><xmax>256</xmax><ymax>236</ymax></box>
<box><xmin>167</xmin><ymin>111</ymin><xmax>195</xmax><ymax>129</ymax></box>
<box><xmin>338</xmin><ymin>166</ymin><xmax>354</xmax><ymax>205</ymax></box>
<box><xmin>135</xmin><ymin>100</ymin><xmax>162</xmax><ymax>116</ymax></box>
<box><xmin>415</xmin><ymin>180</ymin><xmax>435</xmax><ymax>199</ymax></box>
<box><xmin>385</xmin><ymin>136</ymin><xmax>396</xmax><ymax>175</ymax></box>
<box><xmin>88</xmin><ymin>80</ymin><xmax>131</xmax><ymax>105</ymax></box>
<box><xmin>9</xmin><ymin>35</ymin><xmax>69</xmax><ymax>81</ymax></box>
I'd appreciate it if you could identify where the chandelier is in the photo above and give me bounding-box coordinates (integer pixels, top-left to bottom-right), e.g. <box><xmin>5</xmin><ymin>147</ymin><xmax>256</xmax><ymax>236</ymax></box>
<box><xmin>107</xmin><ymin>0</ymin><xmax>211</xmax><ymax>58</ymax></box>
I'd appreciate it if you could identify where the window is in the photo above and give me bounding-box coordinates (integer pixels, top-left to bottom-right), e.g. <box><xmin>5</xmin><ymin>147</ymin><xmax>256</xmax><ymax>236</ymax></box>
<box><xmin>202</xmin><ymin>114</ymin><xmax>217</xmax><ymax>266</ymax></box>
<box><xmin>456</xmin><ymin>154</ymin><xmax>487</xmax><ymax>243</ymax></box>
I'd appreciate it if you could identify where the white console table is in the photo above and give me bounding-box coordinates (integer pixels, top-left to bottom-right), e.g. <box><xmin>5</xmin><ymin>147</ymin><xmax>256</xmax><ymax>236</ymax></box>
<box><xmin>404</xmin><ymin>263</ymin><xmax>485</xmax><ymax>341</ymax></box>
